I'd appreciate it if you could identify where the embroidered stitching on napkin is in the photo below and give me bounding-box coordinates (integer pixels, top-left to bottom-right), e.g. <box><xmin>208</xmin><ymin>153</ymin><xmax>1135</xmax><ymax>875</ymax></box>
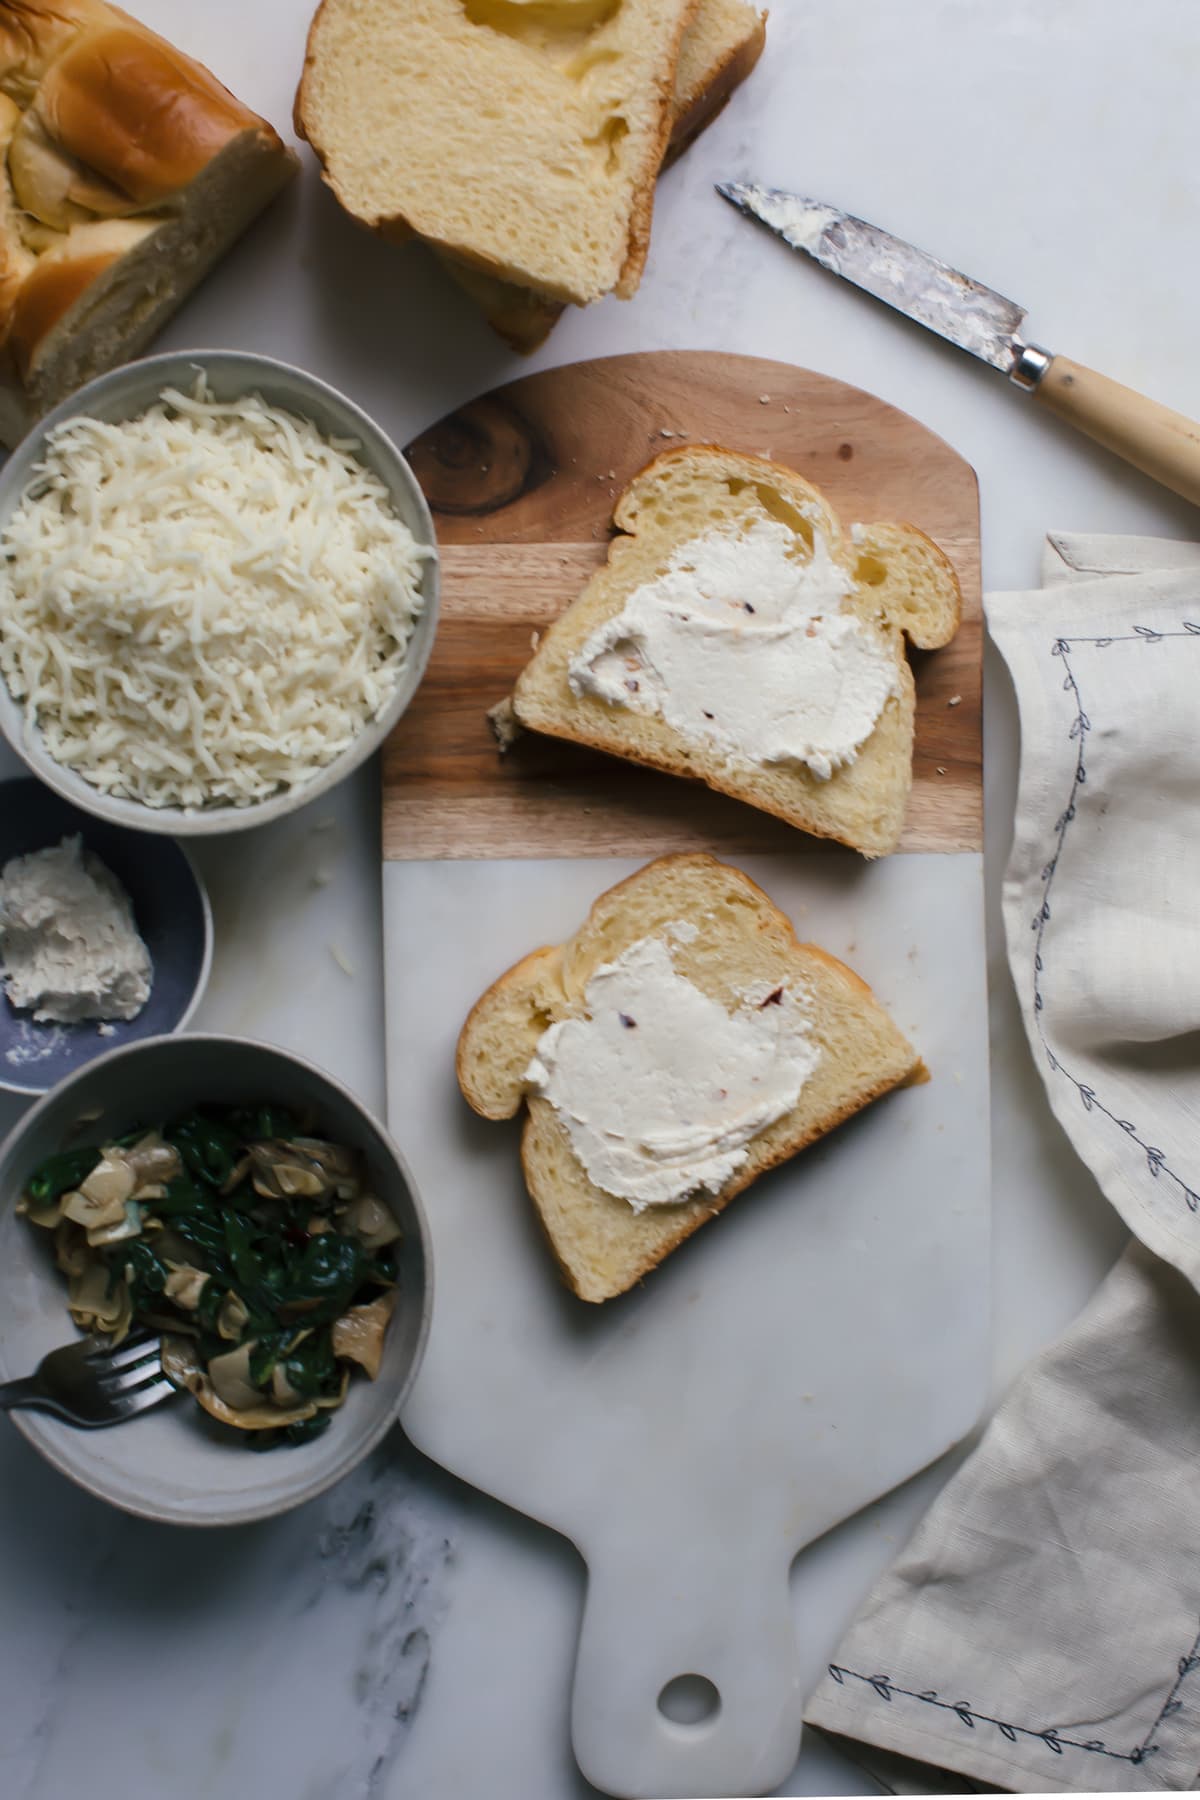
<box><xmin>803</xmin><ymin>537</ymin><xmax>1200</xmax><ymax>1795</ymax></box>
<box><xmin>994</xmin><ymin>564</ymin><xmax>1200</xmax><ymax>1290</ymax></box>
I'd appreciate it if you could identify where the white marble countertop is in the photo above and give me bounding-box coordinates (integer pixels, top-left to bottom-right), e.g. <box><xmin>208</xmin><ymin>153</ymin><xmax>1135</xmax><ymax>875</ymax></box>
<box><xmin>2</xmin><ymin>1</ymin><xmax>1198</xmax><ymax>1795</ymax></box>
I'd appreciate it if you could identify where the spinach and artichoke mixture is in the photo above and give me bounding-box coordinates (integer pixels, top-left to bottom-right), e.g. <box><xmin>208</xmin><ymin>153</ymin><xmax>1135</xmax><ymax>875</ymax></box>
<box><xmin>18</xmin><ymin>1105</ymin><xmax>401</xmax><ymax>1445</ymax></box>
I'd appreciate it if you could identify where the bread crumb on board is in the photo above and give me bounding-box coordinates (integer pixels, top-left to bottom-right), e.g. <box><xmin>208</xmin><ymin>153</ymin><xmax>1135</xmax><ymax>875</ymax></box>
<box><xmin>487</xmin><ymin>696</ymin><xmax>524</xmax><ymax>754</ymax></box>
<box><xmin>948</xmin><ymin>694</ymin><xmax>962</xmax><ymax>707</ymax></box>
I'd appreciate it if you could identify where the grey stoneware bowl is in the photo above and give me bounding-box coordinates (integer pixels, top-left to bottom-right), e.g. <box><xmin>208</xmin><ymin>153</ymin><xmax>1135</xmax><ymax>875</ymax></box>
<box><xmin>0</xmin><ymin>777</ymin><xmax>212</xmax><ymax>1098</ymax></box>
<box><xmin>0</xmin><ymin>1034</ymin><xmax>433</xmax><ymax>1525</ymax></box>
<box><xmin>0</xmin><ymin>349</ymin><xmax>440</xmax><ymax>837</ymax></box>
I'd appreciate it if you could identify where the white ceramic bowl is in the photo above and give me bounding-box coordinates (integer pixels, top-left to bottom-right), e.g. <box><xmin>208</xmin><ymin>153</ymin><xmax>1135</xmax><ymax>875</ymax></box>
<box><xmin>0</xmin><ymin>1034</ymin><xmax>432</xmax><ymax>1525</ymax></box>
<box><xmin>0</xmin><ymin>350</ymin><xmax>439</xmax><ymax>836</ymax></box>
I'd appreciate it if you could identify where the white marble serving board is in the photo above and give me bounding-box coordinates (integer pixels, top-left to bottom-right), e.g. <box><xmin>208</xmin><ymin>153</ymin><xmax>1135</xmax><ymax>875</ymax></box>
<box><xmin>384</xmin><ymin>849</ymin><xmax>989</xmax><ymax>1799</ymax></box>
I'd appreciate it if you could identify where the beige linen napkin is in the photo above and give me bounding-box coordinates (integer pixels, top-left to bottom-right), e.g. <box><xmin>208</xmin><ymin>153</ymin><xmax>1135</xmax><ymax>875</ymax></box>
<box><xmin>804</xmin><ymin>535</ymin><xmax>1200</xmax><ymax>1793</ymax></box>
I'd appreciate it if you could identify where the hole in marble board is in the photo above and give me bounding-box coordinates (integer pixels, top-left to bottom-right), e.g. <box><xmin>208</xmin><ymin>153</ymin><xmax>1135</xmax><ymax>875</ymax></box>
<box><xmin>657</xmin><ymin>1673</ymin><xmax>721</xmax><ymax>1725</ymax></box>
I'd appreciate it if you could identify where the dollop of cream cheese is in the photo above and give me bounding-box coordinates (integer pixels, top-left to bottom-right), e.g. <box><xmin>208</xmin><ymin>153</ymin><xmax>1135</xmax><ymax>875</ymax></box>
<box><xmin>567</xmin><ymin>517</ymin><xmax>897</xmax><ymax>780</ymax></box>
<box><xmin>0</xmin><ymin>835</ymin><xmax>153</xmax><ymax>1023</ymax></box>
<box><xmin>524</xmin><ymin>929</ymin><xmax>820</xmax><ymax>1210</ymax></box>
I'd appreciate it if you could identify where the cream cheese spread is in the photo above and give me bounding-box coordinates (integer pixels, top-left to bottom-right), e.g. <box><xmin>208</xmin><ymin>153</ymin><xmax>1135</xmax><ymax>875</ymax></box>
<box><xmin>524</xmin><ymin>928</ymin><xmax>820</xmax><ymax>1210</ymax></box>
<box><xmin>567</xmin><ymin>518</ymin><xmax>896</xmax><ymax>780</ymax></box>
<box><xmin>0</xmin><ymin>835</ymin><xmax>153</xmax><ymax>1024</ymax></box>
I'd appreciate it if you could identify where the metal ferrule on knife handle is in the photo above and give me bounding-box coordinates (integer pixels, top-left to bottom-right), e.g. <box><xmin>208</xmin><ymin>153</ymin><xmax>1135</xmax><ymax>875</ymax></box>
<box><xmin>1008</xmin><ymin>343</ymin><xmax>1053</xmax><ymax>390</ymax></box>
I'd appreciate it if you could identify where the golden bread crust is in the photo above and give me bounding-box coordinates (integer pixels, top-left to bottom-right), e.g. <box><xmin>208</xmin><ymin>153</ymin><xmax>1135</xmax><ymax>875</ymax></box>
<box><xmin>663</xmin><ymin>3</ymin><xmax>765</xmax><ymax>164</ymax></box>
<box><xmin>430</xmin><ymin>2</ymin><xmax>766</xmax><ymax>346</ymax></box>
<box><xmin>512</xmin><ymin>445</ymin><xmax>958</xmax><ymax>857</ymax></box>
<box><xmin>457</xmin><ymin>853</ymin><xmax>923</xmax><ymax>1303</ymax></box>
<box><xmin>296</xmin><ymin>0</ymin><xmax>699</xmax><ymax>308</ymax></box>
<box><xmin>614</xmin><ymin>0</ymin><xmax>701</xmax><ymax>298</ymax></box>
<box><xmin>0</xmin><ymin>0</ymin><xmax>296</xmax><ymax>440</ymax></box>
<box><xmin>35</xmin><ymin>24</ymin><xmax>262</xmax><ymax>204</ymax></box>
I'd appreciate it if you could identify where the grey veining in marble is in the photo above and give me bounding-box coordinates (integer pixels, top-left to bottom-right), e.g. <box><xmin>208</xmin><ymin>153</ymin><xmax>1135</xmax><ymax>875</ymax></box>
<box><xmin>0</xmin><ymin>1422</ymin><xmax>458</xmax><ymax>1800</ymax></box>
<box><xmin>2</xmin><ymin>0</ymin><xmax>1197</xmax><ymax>1793</ymax></box>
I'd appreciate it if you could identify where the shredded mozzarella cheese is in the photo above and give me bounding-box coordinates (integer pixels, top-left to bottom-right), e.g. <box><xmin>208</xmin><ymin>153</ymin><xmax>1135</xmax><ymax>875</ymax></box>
<box><xmin>0</xmin><ymin>381</ymin><xmax>430</xmax><ymax>809</ymax></box>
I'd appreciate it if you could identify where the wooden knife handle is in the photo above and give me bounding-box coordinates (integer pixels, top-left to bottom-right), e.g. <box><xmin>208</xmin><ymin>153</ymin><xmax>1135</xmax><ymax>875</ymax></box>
<box><xmin>1035</xmin><ymin>355</ymin><xmax>1200</xmax><ymax>506</ymax></box>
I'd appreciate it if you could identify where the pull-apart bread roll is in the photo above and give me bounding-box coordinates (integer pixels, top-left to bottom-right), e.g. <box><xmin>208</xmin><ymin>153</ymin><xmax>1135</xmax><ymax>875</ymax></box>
<box><xmin>0</xmin><ymin>0</ymin><xmax>297</xmax><ymax>445</ymax></box>
<box><xmin>511</xmin><ymin>446</ymin><xmax>962</xmax><ymax>857</ymax></box>
<box><xmin>295</xmin><ymin>0</ymin><xmax>700</xmax><ymax>308</ymax></box>
<box><xmin>458</xmin><ymin>853</ymin><xmax>925</xmax><ymax>1302</ymax></box>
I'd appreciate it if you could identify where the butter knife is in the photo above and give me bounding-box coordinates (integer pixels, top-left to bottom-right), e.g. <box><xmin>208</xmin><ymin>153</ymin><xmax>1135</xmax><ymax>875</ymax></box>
<box><xmin>718</xmin><ymin>181</ymin><xmax>1200</xmax><ymax>507</ymax></box>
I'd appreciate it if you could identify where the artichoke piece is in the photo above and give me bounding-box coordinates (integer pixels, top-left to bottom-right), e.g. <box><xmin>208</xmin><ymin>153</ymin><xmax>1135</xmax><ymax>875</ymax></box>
<box><xmin>20</xmin><ymin>1195</ymin><xmax>64</xmax><ymax>1229</ymax></box>
<box><xmin>163</xmin><ymin>1263</ymin><xmax>210</xmax><ymax>1310</ymax></box>
<box><xmin>339</xmin><ymin>1193</ymin><xmax>402</xmax><ymax>1251</ymax></box>
<box><xmin>63</xmin><ymin>1153</ymin><xmax>136</xmax><ymax>1228</ymax></box>
<box><xmin>80</xmin><ymin>1153</ymin><xmax>138</xmax><ymax>1207</ymax></box>
<box><xmin>207</xmin><ymin>1342</ymin><xmax>265</xmax><ymax>1412</ymax></box>
<box><xmin>57</xmin><ymin>1139</ymin><xmax>177</xmax><ymax>1233</ymax></box>
<box><xmin>289</xmin><ymin>1138</ymin><xmax>363</xmax><ymax>1198</ymax></box>
<box><xmin>124</xmin><ymin>1134</ymin><xmax>182</xmax><ymax>1191</ymax></box>
<box><xmin>249</xmin><ymin>1141</ymin><xmax>328</xmax><ymax>1201</ymax></box>
<box><xmin>271</xmin><ymin>1362</ymin><xmax>304</xmax><ymax>1408</ymax></box>
<box><xmin>85</xmin><ymin>1200</ymin><xmax>144</xmax><ymax>1247</ymax></box>
<box><xmin>216</xmin><ymin>1291</ymin><xmax>250</xmax><ymax>1341</ymax></box>
<box><xmin>248</xmin><ymin>1138</ymin><xmax>366</xmax><ymax>1203</ymax></box>
<box><xmin>68</xmin><ymin>1262</ymin><xmax>131</xmax><ymax>1341</ymax></box>
<box><xmin>161</xmin><ymin>1336</ymin><xmax>318</xmax><ymax>1431</ymax></box>
<box><xmin>61</xmin><ymin>1187</ymin><xmax>126</xmax><ymax>1232</ymax></box>
<box><xmin>331</xmin><ymin>1291</ymin><xmax>398</xmax><ymax>1380</ymax></box>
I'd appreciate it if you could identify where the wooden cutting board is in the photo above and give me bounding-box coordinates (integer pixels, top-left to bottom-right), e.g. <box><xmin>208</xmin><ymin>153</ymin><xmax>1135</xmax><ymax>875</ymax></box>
<box><xmin>384</xmin><ymin>350</ymin><xmax>981</xmax><ymax>859</ymax></box>
<box><xmin>383</xmin><ymin>353</ymin><xmax>988</xmax><ymax>1799</ymax></box>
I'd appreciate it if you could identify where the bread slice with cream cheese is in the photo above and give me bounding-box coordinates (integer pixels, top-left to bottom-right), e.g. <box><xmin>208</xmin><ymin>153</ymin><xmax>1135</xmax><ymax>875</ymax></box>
<box><xmin>434</xmin><ymin>0</ymin><xmax>768</xmax><ymax>350</ymax></box>
<box><xmin>457</xmin><ymin>852</ymin><xmax>924</xmax><ymax>1303</ymax></box>
<box><xmin>510</xmin><ymin>446</ymin><xmax>962</xmax><ymax>858</ymax></box>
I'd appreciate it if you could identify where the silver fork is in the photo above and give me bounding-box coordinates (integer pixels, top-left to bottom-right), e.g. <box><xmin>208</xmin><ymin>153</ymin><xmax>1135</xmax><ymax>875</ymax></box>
<box><xmin>0</xmin><ymin>1330</ymin><xmax>176</xmax><ymax>1427</ymax></box>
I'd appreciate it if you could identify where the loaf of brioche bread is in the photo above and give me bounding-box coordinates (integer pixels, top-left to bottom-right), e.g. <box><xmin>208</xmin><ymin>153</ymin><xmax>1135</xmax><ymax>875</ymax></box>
<box><xmin>458</xmin><ymin>853</ymin><xmax>924</xmax><ymax>1302</ymax></box>
<box><xmin>0</xmin><ymin>0</ymin><xmax>297</xmax><ymax>445</ymax></box>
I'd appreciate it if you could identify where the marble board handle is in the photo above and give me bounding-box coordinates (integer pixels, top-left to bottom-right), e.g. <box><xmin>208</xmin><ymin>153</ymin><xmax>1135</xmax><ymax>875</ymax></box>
<box><xmin>569</xmin><ymin>1539</ymin><xmax>804</xmax><ymax>1798</ymax></box>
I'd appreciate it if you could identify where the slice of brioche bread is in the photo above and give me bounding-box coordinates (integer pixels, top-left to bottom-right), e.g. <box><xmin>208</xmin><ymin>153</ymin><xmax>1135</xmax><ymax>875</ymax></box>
<box><xmin>296</xmin><ymin>0</ymin><xmax>699</xmax><ymax>308</ymax></box>
<box><xmin>510</xmin><ymin>446</ymin><xmax>962</xmax><ymax>858</ymax></box>
<box><xmin>457</xmin><ymin>853</ymin><xmax>924</xmax><ymax>1302</ymax></box>
<box><xmin>436</xmin><ymin>0</ymin><xmax>767</xmax><ymax>350</ymax></box>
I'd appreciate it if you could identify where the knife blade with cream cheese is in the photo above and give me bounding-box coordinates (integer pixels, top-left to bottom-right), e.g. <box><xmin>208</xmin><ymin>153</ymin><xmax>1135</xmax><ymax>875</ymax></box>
<box><xmin>717</xmin><ymin>180</ymin><xmax>1200</xmax><ymax>507</ymax></box>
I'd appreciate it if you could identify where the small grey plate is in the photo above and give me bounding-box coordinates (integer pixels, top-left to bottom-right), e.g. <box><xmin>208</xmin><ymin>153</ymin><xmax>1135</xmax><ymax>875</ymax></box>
<box><xmin>0</xmin><ymin>1034</ymin><xmax>433</xmax><ymax>1525</ymax></box>
<box><xmin>0</xmin><ymin>778</ymin><xmax>212</xmax><ymax>1096</ymax></box>
<box><xmin>0</xmin><ymin>350</ymin><xmax>440</xmax><ymax>836</ymax></box>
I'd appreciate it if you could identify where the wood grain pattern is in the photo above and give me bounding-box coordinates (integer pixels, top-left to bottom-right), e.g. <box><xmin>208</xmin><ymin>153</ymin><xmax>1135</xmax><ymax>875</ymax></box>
<box><xmin>383</xmin><ymin>352</ymin><xmax>981</xmax><ymax>860</ymax></box>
